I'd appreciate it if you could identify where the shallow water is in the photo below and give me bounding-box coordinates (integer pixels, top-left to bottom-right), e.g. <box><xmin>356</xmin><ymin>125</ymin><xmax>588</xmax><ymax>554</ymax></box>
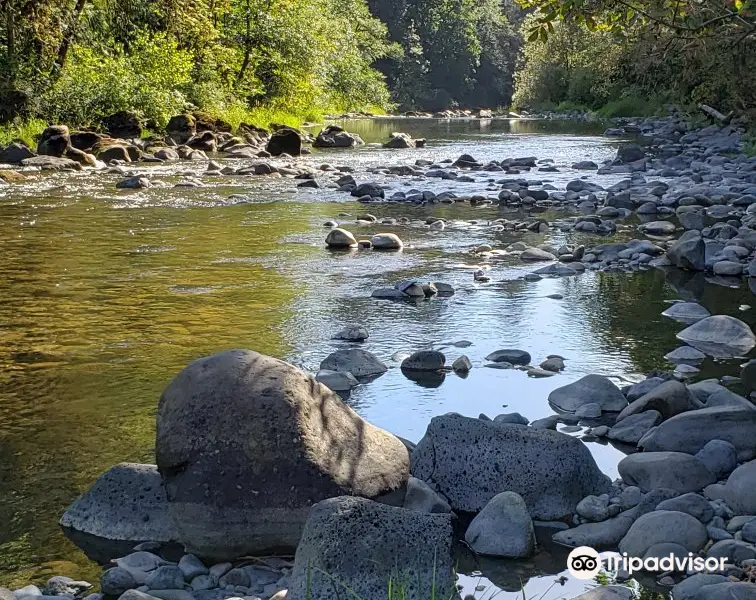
<box><xmin>1</xmin><ymin>118</ymin><xmax>754</xmax><ymax>594</ymax></box>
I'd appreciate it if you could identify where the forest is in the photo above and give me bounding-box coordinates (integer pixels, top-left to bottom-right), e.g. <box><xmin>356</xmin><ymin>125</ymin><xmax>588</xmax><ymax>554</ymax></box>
<box><xmin>0</xmin><ymin>0</ymin><xmax>753</xmax><ymax>136</ymax></box>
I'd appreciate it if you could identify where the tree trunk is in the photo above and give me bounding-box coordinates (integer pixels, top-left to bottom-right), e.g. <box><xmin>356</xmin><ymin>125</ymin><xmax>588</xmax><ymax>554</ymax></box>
<box><xmin>6</xmin><ymin>1</ymin><xmax>15</xmax><ymax>83</ymax></box>
<box><xmin>699</xmin><ymin>103</ymin><xmax>733</xmax><ymax>125</ymax></box>
<box><xmin>49</xmin><ymin>0</ymin><xmax>88</xmax><ymax>82</ymax></box>
<box><xmin>235</xmin><ymin>0</ymin><xmax>252</xmax><ymax>87</ymax></box>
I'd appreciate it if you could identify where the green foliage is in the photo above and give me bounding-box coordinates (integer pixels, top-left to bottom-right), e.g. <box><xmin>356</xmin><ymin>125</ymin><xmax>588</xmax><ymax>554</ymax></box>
<box><xmin>513</xmin><ymin>0</ymin><xmax>756</xmax><ymax>114</ymax></box>
<box><xmin>0</xmin><ymin>118</ymin><xmax>47</xmax><ymax>148</ymax></box>
<box><xmin>0</xmin><ymin>0</ymin><xmax>397</xmax><ymax>127</ymax></box>
<box><xmin>596</xmin><ymin>96</ymin><xmax>663</xmax><ymax>118</ymax></box>
<box><xmin>368</xmin><ymin>0</ymin><xmax>520</xmax><ymax>110</ymax></box>
<box><xmin>39</xmin><ymin>34</ymin><xmax>193</xmax><ymax>127</ymax></box>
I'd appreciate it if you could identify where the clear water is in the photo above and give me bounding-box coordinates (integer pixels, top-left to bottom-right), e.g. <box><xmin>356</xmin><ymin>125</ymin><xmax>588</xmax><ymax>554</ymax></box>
<box><xmin>1</xmin><ymin>118</ymin><xmax>753</xmax><ymax>596</ymax></box>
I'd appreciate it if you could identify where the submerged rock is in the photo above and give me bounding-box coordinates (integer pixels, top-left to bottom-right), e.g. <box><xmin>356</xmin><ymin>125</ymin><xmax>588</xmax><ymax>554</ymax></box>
<box><xmin>411</xmin><ymin>413</ymin><xmax>611</xmax><ymax>519</ymax></box>
<box><xmin>155</xmin><ymin>350</ymin><xmax>408</xmax><ymax>558</ymax></box>
<box><xmin>287</xmin><ymin>496</ymin><xmax>454</xmax><ymax>600</ymax></box>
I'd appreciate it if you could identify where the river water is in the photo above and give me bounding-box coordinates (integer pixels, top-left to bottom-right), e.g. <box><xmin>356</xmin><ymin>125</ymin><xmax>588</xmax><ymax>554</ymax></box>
<box><xmin>1</xmin><ymin>118</ymin><xmax>754</xmax><ymax>598</ymax></box>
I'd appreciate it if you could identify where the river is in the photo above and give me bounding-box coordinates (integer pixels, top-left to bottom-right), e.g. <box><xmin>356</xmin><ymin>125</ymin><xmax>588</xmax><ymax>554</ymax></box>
<box><xmin>1</xmin><ymin>117</ymin><xmax>754</xmax><ymax>598</ymax></box>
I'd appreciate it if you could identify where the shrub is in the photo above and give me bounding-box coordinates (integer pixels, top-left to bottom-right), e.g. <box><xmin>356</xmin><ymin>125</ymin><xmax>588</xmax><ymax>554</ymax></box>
<box><xmin>40</xmin><ymin>34</ymin><xmax>194</xmax><ymax>127</ymax></box>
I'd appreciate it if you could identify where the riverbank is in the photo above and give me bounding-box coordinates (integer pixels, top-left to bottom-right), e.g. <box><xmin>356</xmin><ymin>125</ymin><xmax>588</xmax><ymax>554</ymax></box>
<box><xmin>2</xmin><ymin>113</ymin><xmax>756</xmax><ymax>599</ymax></box>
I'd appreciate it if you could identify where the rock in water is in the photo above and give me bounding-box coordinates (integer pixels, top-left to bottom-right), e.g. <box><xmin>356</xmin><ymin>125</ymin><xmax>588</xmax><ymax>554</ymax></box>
<box><xmin>60</xmin><ymin>463</ymin><xmax>177</xmax><ymax>546</ymax></box>
<box><xmin>315</xmin><ymin>369</ymin><xmax>359</xmax><ymax>391</ymax></box>
<box><xmin>370</xmin><ymin>233</ymin><xmax>403</xmax><ymax>250</ymax></box>
<box><xmin>485</xmin><ymin>349</ymin><xmax>531</xmax><ymax>365</ymax></box>
<box><xmin>383</xmin><ymin>133</ymin><xmax>415</xmax><ymax>148</ymax></box>
<box><xmin>401</xmin><ymin>351</ymin><xmax>445</xmax><ymax>371</ymax></box>
<box><xmin>548</xmin><ymin>375</ymin><xmax>628</xmax><ymax>413</ymax></box>
<box><xmin>333</xmin><ymin>324</ymin><xmax>368</xmax><ymax>341</ymax></box>
<box><xmin>676</xmin><ymin>315</ymin><xmax>756</xmax><ymax>357</ymax></box>
<box><xmin>411</xmin><ymin>413</ymin><xmax>610</xmax><ymax>518</ymax></box>
<box><xmin>667</xmin><ymin>232</ymin><xmax>705</xmax><ymax>271</ymax></box>
<box><xmin>287</xmin><ymin>497</ymin><xmax>455</xmax><ymax>600</ymax></box>
<box><xmin>313</xmin><ymin>126</ymin><xmax>363</xmax><ymax>148</ymax></box>
<box><xmin>320</xmin><ymin>348</ymin><xmax>387</xmax><ymax>378</ymax></box>
<box><xmin>573</xmin><ymin>587</ymin><xmax>633</xmax><ymax>600</ymax></box>
<box><xmin>155</xmin><ymin>350</ymin><xmax>409</xmax><ymax>559</ymax></box>
<box><xmin>452</xmin><ymin>355</ymin><xmax>472</xmax><ymax>373</ymax></box>
<box><xmin>325</xmin><ymin>228</ymin><xmax>357</xmax><ymax>248</ymax></box>
<box><xmin>618</xmin><ymin>452</ymin><xmax>715</xmax><ymax>493</ymax></box>
<box><xmin>661</xmin><ymin>302</ymin><xmax>711</xmax><ymax>324</ymax></box>
<box><xmin>664</xmin><ymin>346</ymin><xmax>706</xmax><ymax>365</ymax></box>
<box><xmin>639</xmin><ymin>407</ymin><xmax>756</xmax><ymax>461</ymax></box>
<box><xmin>464</xmin><ymin>491</ymin><xmax>535</xmax><ymax>558</ymax></box>
<box><xmin>266</xmin><ymin>128</ymin><xmax>301</xmax><ymax>156</ymax></box>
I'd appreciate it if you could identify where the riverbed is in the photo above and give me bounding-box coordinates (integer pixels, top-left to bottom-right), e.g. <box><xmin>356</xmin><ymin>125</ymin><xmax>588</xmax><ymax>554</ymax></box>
<box><xmin>1</xmin><ymin>118</ymin><xmax>754</xmax><ymax>597</ymax></box>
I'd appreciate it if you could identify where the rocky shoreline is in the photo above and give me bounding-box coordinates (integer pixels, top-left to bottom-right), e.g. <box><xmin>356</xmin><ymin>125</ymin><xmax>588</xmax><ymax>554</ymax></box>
<box><xmin>3</xmin><ymin>111</ymin><xmax>756</xmax><ymax>600</ymax></box>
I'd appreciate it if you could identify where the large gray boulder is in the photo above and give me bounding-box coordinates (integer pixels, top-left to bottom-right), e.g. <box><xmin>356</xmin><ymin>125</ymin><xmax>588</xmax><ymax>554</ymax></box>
<box><xmin>287</xmin><ymin>497</ymin><xmax>454</xmax><ymax>600</ymax></box>
<box><xmin>618</xmin><ymin>452</ymin><xmax>715</xmax><ymax>493</ymax></box>
<box><xmin>156</xmin><ymin>350</ymin><xmax>409</xmax><ymax>559</ymax></box>
<box><xmin>616</xmin><ymin>380</ymin><xmax>700</xmax><ymax>422</ymax></box>
<box><xmin>667</xmin><ymin>231</ymin><xmax>705</xmax><ymax>271</ymax></box>
<box><xmin>411</xmin><ymin>413</ymin><xmax>611</xmax><ymax>518</ymax></box>
<box><xmin>639</xmin><ymin>407</ymin><xmax>756</xmax><ymax>460</ymax></box>
<box><xmin>618</xmin><ymin>510</ymin><xmax>708</xmax><ymax>556</ymax></box>
<box><xmin>548</xmin><ymin>375</ymin><xmax>627</xmax><ymax>413</ymax></box>
<box><xmin>676</xmin><ymin>315</ymin><xmax>756</xmax><ymax>357</ymax></box>
<box><xmin>464</xmin><ymin>491</ymin><xmax>535</xmax><ymax>557</ymax></box>
<box><xmin>724</xmin><ymin>460</ymin><xmax>756</xmax><ymax>515</ymax></box>
<box><xmin>60</xmin><ymin>463</ymin><xmax>177</xmax><ymax>544</ymax></box>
